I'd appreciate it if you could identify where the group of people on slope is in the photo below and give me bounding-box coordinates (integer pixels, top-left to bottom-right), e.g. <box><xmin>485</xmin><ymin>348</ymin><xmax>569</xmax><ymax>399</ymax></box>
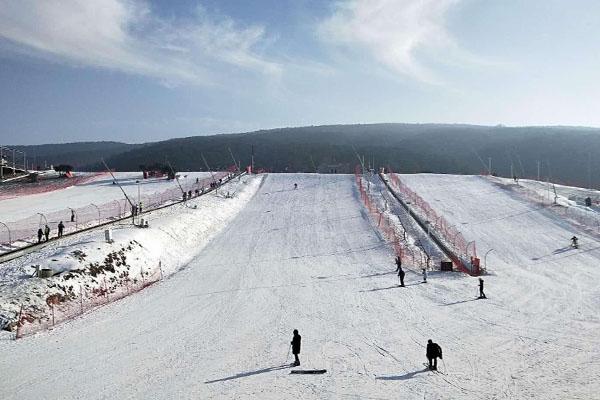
<box><xmin>37</xmin><ymin>221</ymin><xmax>65</xmax><ymax>243</ymax></box>
<box><xmin>395</xmin><ymin>256</ymin><xmax>428</xmax><ymax>287</ymax></box>
<box><xmin>395</xmin><ymin>255</ymin><xmax>486</xmax><ymax>298</ymax></box>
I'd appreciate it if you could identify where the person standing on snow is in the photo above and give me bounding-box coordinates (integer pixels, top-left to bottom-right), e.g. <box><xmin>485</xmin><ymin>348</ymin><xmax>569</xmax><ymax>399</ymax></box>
<box><xmin>478</xmin><ymin>278</ymin><xmax>486</xmax><ymax>299</ymax></box>
<box><xmin>395</xmin><ymin>256</ymin><xmax>402</xmax><ymax>271</ymax></box>
<box><xmin>291</xmin><ymin>329</ymin><xmax>302</xmax><ymax>366</ymax></box>
<box><xmin>294</xmin><ymin>183</ymin><xmax>298</xmax><ymax>190</ymax></box>
<box><xmin>37</xmin><ymin>228</ymin><xmax>43</xmax><ymax>243</ymax></box>
<box><xmin>397</xmin><ymin>264</ymin><xmax>405</xmax><ymax>287</ymax></box>
<box><xmin>426</xmin><ymin>339</ymin><xmax>443</xmax><ymax>370</ymax></box>
<box><xmin>58</xmin><ymin>221</ymin><xmax>65</xmax><ymax>238</ymax></box>
<box><xmin>422</xmin><ymin>268</ymin><xmax>427</xmax><ymax>283</ymax></box>
<box><xmin>44</xmin><ymin>225</ymin><xmax>50</xmax><ymax>241</ymax></box>
<box><xmin>70</xmin><ymin>209</ymin><xmax>75</xmax><ymax>223</ymax></box>
<box><xmin>571</xmin><ymin>236</ymin><xmax>579</xmax><ymax>249</ymax></box>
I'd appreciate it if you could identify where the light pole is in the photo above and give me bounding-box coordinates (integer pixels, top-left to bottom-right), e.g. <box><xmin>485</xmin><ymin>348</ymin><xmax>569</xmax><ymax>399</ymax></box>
<box><xmin>0</xmin><ymin>221</ymin><xmax>11</xmax><ymax>248</ymax></box>
<box><xmin>37</xmin><ymin>212</ymin><xmax>48</xmax><ymax>227</ymax></box>
<box><xmin>136</xmin><ymin>180</ymin><xmax>140</xmax><ymax>205</ymax></box>
<box><xmin>90</xmin><ymin>203</ymin><xmax>101</xmax><ymax>224</ymax></box>
<box><xmin>484</xmin><ymin>248</ymin><xmax>494</xmax><ymax>272</ymax></box>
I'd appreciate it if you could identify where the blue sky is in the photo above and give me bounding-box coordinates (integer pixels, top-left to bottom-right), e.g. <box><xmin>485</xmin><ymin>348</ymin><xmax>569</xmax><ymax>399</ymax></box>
<box><xmin>1</xmin><ymin>0</ymin><xmax>599</xmax><ymax>145</ymax></box>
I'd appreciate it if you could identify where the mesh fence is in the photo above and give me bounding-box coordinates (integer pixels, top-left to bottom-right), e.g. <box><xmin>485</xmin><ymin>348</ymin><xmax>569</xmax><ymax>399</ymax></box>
<box><xmin>501</xmin><ymin>179</ymin><xmax>600</xmax><ymax>237</ymax></box>
<box><xmin>386</xmin><ymin>170</ymin><xmax>480</xmax><ymax>275</ymax></box>
<box><xmin>15</xmin><ymin>265</ymin><xmax>162</xmax><ymax>339</ymax></box>
<box><xmin>355</xmin><ymin>168</ymin><xmax>431</xmax><ymax>271</ymax></box>
<box><xmin>0</xmin><ymin>171</ymin><xmax>234</xmax><ymax>251</ymax></box>
<box><xmin>0</xmin><ymin>173</ymin><xmax>106</xmax><ymax>200</ymax></box>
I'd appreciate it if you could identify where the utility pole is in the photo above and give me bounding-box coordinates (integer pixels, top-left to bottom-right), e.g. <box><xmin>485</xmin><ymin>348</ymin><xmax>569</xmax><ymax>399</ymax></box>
<box><xmin>228</xmin><ymin>147</ymin><xmax>241</xmax><ymax>174</ymax></box>
<box><xmin>201</xmin><ymin>154</ymin><xmax>219</xmax><ymax>196</ymax></box>
<box><xmin>101</xmin><ymin>158</ymin><xmax>136</xmax><ymax>224</ymax></box>
<box><xmin>488</xmin><ymin>157</ymin><xmax>492</xmax><ymax>175</ymax></box>
<box><xmin>251</xmin><ymin>145</ymin><xmax>254</xmax><ymax>174</ymax></box>
<box><xmin>309</xmin><ymin>155</ymin><xmax>317</xmax><ymax>173</ymax></box>
<box><xmin>588</xmin><ymin>152</ymin><xmax>592</xmax><ymax>189</ymax></box>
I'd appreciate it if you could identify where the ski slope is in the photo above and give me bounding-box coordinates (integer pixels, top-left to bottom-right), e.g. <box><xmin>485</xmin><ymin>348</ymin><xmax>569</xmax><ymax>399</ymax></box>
<box><xmin>1</xmin><ymin>173</ymin><xmax>599</xmax><ymax>399</ymax></box>
<box><xmin>0</xmin><ymin>172</ymin><xmax>212</xmax><ymax>222</ymax></box>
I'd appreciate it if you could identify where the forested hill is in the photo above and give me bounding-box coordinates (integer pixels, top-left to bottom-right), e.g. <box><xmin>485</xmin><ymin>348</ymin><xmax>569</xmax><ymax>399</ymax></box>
<box><xmin>13</xmin><ymin>124</ymin><xmax>600</xmax><ymax>188</ymax></box>
<box><xmin>12</xmin><ymin>141</ymin><xmax>140</xmax><ymax>170</ymax></box>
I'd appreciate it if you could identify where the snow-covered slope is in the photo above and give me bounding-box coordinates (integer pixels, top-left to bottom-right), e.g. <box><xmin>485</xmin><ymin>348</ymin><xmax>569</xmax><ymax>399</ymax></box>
<box><xmin>0</xmin><ymin>173</ymin><xmax>599</xmax><ymax>399</ymax></box>
<box><xmin>0</xmin><ymin>172</ymin><xmax>212</xmax><ymax>221</ymax></box>
<box><xmin>0</xmin><ymin>175</ymin><xmax>260</xmax><ymax>334</ymax></box>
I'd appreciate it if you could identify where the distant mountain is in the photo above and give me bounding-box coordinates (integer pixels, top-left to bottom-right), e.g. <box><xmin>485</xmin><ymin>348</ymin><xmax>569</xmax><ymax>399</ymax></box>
<box><xmin>13</xmin><ymin>124</ymin><xmax>600</xmax><ymax>188</ymax></box>
<box><xmin>11</xmin><ymin>141</ymin><xmax>140</xmax><ymax>170</ymax></box>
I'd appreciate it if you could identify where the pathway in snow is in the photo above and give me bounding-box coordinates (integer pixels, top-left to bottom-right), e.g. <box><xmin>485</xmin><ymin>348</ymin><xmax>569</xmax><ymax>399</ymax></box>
<box><xmin>0</xmin><ymin>174</ymin><xmax>598</xmax><ymax>399</ymax></box>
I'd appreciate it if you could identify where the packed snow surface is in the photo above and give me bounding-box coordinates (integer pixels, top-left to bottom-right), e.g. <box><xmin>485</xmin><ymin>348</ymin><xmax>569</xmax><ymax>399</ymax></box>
<box><xmin>1</xmin><ymin>173</ymin><xmax>599</xmax><ymax>399</ymax></box>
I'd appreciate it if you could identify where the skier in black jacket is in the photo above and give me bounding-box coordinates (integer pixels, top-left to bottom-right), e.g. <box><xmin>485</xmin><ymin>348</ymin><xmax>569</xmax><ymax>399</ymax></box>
<box><xmin>426</xmin><ymin>339</ymin><xmax>442</xmax><ymax>370</ymax></box>
<box><xmin>571</xmin><ymin>236</ymin><xmax>579</xmax><ymax>249</ymax></box>
<box><xmin>479</xmin><ymin>278</ymin><xmax>486</xmax><ymax>299</ymax></box>
<box><xmin>291</xmin><ymin>329</ymin><xmax>301</xmax><ymax>366</ymax></box>
<box><xmin>37</xmin><ymin>228</ymin><xmax>43</xmax><ymax>243</ymax></box>
<box><xmin>395</xmin><ymin>257</ymin><xmax>405</xmax><ymax>287</ymax></box>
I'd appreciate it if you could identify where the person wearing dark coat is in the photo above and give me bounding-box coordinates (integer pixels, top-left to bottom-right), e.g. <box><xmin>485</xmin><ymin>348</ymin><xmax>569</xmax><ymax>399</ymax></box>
<box><xmin>479</xmin><ymin>278</ymin><xmax>486</xmax><ymax>299</ymax></box>
<box><xmin>291</xmin><ymin>329</ymin><xmax>301</xmax><ymax>366</ymax></box>
<box><xmin>395</xmin><ymin>255</ymin><xmax>402</xmax><ymax>269</ymax></box>
<box><xmin>44</xmin><ymin>225</ymin><xmax>50</xmax><ymax>241</ymax></box>
<box><xmin>58</xmin><ymin>221</ymin><xmax>65</xmax><ymax>238</ymax></box>
<box><xmin>70</xmin><ymin>209</ymin><xmax>75</xmax><ymax>223</ymax></box>
<box><xmin>426</xmin><ymin>339</ymin><xmax>443</xmax><ymax>370</ymax></box>
<box><xmin>395</xmin><ymin>257</ymin><xmax>405</xmax><ymax>287</ymax></box>
<box><xmin>37</xmin><ymin>228</ymin><xmax>43</xmax><ymax>243</ymax></box>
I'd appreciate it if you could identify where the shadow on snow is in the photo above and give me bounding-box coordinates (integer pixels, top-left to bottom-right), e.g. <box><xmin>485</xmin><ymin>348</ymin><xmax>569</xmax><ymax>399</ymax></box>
<box><xmin>375</xmin><ymin>368</ymin><xmax>429</xmax><ymax>381</ymax></box>
<box><xmin>205</xmin><ymin>364</ymin><xmax>292</xmax><ymax>384</ymax></box>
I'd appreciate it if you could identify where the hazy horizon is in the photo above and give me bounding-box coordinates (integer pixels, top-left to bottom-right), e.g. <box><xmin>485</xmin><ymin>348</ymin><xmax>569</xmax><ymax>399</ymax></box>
<box><xmin>2</xmin><ymin>1</ymin><xmax>600</xmax><ymax>145</ymax></box>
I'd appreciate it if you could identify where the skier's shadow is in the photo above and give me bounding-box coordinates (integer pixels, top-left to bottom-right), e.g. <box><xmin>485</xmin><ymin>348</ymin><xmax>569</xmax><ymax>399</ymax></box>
<box><xmin>204</xmin><ymin>364</ymin><xmax>291</xmax><ymax>384</ymax></box>
<box><xmin>359</xmin><ymin>285</ymin><xmax>399</xmax><ymax>292</ymax></box>
<box><xmin>552</xmin><ymin>246</ymin><xmax>573</xmax><ymax>255</ymax></box>
<box><xmin>376</xmin><ymin>367</ymin><xmax>429</xmax><ymax>381</ymax></box>
<box><xmin>440</xmin><ymin>298</ymin><xmax>479</xmax><ymax>306</ymax></box>
<box><xmin>360</xmin><ymin>282</ymin><xmax>423</xmax><ymax>292</ymax></box>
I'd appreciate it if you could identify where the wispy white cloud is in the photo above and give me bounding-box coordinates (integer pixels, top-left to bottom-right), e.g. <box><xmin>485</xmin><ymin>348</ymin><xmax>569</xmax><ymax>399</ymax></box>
<box><xmin>0</xmin><ymin>0</ymin><xmax>281</xmax><ymax>86</ymax></box>
<box><xmin>319</xmin><ymin>0</ymin><xmax>478</xmax><ymax>84</ymax></box>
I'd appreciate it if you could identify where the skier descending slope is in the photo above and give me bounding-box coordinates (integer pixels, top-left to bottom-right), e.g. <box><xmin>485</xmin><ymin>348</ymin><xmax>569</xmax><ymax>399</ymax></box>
<box><xmin>426</xmin><ymin>339</ymin><xmax>443</xmax><ymax>371</ymax></box>
<box><xmin>291</xmin><ymin>329</ymin><xmax>301</xmax><ymax>366</ymax></box>
<box><xmin>571</xmin><ymin>236</ymin><xmax>579</xmax><ymax>249</ymax></box>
